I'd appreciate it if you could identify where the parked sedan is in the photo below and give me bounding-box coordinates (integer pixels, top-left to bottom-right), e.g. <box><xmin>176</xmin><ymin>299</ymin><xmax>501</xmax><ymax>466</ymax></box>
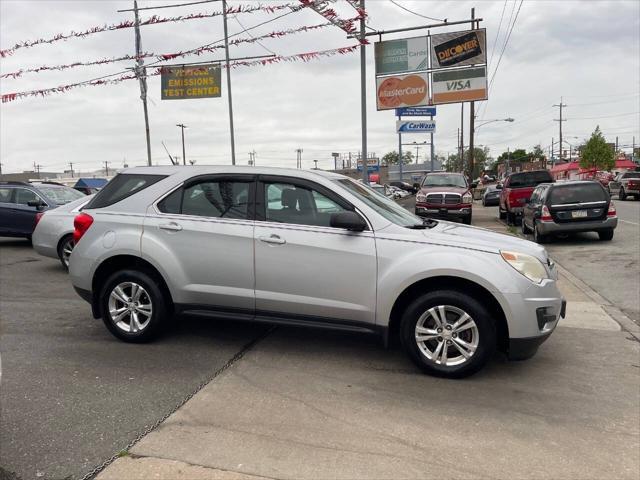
<box><xmin>608</xmin><ymin>171</ymin><xmax>640</xmax><ymax>200</ymax></box>
<box><xmin>32</xmin><ymin>194</ymin><xmax>93</xmax><ymax>269</ymax></box>
<box><xmin>521</xmin><ymin>181</ymin><xmax>617</xmax><ymax>243</ymax></box>
<box><xmin>482</xmin><ymin>185</ymin><xmax>502</xmax><ymax>206</ymax></box>
<box><xmin>0</xmin><ymin>181</ymin><xmax>86</xmax><ymax>239</ymax></box>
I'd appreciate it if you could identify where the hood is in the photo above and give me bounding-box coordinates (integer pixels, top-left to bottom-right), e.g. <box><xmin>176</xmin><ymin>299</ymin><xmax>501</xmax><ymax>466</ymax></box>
<box><xmin>421</xmin><ymin>221</ymin><xmax>548</xmax><ymax>261</ymax></box>
<box><xmin>419</xmin><ymin>185</ymin><xmax>469</xmax><ymax>195</ymax></box>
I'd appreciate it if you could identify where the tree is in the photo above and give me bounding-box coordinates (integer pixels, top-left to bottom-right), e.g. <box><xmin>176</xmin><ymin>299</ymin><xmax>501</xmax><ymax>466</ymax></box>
<box><xmin>580</xmin><ymin>126</ymin><xmax>615</xmax><ymax>171</ymax></box>
<box><xmin>381</xmin><ymin>151</ymin><xmax>413</xmax><ymax>166</ymax></box>
<box><xmin>529</xmin><ymin>144</ymin><xmax>545</xmax><ymax>160</ymax></box>
<box><xmin>443</xmin><ymin>147</ymin><xmax>489</xmax><ymax>178</ymax></box>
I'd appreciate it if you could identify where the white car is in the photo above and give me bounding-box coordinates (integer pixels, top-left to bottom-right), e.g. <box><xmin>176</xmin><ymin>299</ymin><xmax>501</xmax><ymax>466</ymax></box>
<box><xmin>32</xmin><ymin>194</ymin><xmax>93</xmax><ymax>269</ymax></box>
<box><xmin>388</xmin><ymin>185</ymin><xmax>410</xmax><ymax>199</ymax></box>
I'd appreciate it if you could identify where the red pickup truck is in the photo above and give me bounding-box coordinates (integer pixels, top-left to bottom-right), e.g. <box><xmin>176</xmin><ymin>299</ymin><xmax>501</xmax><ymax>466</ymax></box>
<box><xmin>499</xmin><ymin>170</ymin><xmax>554</xmax><ymax>225</ymax></box>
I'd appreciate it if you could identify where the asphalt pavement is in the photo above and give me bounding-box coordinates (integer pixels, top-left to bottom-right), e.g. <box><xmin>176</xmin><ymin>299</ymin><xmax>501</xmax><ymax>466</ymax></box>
<box><xmin>0</xmin><ymin>239</ymin><xmax>268</xmax><ymax>480</ymax></box>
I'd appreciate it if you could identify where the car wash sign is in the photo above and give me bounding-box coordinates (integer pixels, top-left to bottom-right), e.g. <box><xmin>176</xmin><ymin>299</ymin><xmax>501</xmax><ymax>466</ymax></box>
<box><xmin>432</xmin><ymin>66</ymin><xmax>487</xmax><ymax>104</ymax></box>
<box><xmin>396</xmin><ymin>120</ymin><xmax>436</xmax><ymax>133</ymax></box>
<box><xmin>161</xmin><ymin>64</ymin><xmax>222</xmax><ymax>100</ymax></box>
<box><xmin>430</xmin><ymin>29</ymin><xmax>486</xmax><ymax>69</ymax></box>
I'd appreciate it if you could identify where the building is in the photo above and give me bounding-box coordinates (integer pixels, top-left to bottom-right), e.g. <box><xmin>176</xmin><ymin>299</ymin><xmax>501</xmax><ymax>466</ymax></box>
<box><xmin>549</xmin><ymin>158</ymin><xmax>638</xmax><ymax>181</ymax></box>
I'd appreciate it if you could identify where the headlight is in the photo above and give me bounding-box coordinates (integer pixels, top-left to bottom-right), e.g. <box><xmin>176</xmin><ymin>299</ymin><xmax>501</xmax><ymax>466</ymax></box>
<box><xmin>462</xmin><ymin>192</ymin><xmax>472</xmax><ymax>203</ymax></box>
<box><xmin>416</xmin><ymin>193</ymin><xmax>426</xmax><ymax>202</ymax></box>
<box><xmin>500</xmin><ymin>250</ymin><xmax>548</xmax><ymax>284</ymax></box>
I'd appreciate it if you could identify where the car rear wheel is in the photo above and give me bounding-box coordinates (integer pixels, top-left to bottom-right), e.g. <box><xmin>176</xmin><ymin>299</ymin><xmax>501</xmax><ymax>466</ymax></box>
<box><xmin>598</xmin><ymin>229</ymin><xmax>614</xmax><ymax>241</ymax></box>
<box><xmin>400</xmin><ymin>290</ymin><xmax>496</xmax><ymax>378</ymax></box>
<box><xmin>57</xmin><ymin>234</ymin><xmax>75</xmax><ymax>271</ymax></box>
<box><xmin>99</xmin><ymin>269</ymin><xmax>169</xmax><ymax>342</ymax></box>
<box><xmin>619</xmin><ymin>188</ymin><xmax>627</xmax><ymax>201</ymax></box>
<box><xmin>533</xmin><ymin>221</ymin><xmax>549</xmax><ymax>244</ymax></box>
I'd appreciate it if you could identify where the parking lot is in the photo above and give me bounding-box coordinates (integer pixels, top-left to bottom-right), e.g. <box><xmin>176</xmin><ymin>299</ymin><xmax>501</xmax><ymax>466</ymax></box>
<box><xmin>1</xmin><ymin>200</ymin><xmax>638</xmax><ymax>480</ymax></box>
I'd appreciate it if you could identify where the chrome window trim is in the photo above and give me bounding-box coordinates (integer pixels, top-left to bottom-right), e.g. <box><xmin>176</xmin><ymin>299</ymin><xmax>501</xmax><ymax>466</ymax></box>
<box><xmin>550</xmin><ymin>201</ymin><xmax>608</xmax><ymax>208</ymax></box>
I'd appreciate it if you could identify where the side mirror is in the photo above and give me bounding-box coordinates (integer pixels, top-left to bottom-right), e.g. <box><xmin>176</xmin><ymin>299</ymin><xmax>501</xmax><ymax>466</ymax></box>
<box><xmin>27</xmin><ymin>200</ymin><xmax>46</xmax><ymax>210</ymax></box>
<box><xmin>330</xmin><ymin>211</ymin><xmax>367</xmax><ymax>232</ymax></box>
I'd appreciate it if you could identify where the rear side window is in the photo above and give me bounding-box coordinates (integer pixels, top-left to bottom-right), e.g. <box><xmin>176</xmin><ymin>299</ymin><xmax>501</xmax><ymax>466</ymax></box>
<box><xmin>549</xmin><ymin>183</ymin><xmax>607</xmax><ymax>205</ymax></box>
<box><xmin>509</xmin><ymin>171</ymin><xmax>553</xmax><ymax>188</ymax></box>
<box><xmin>86</xmin><ymin>174</ymin><xmax>166</xmax><ymax>209</ymax></box>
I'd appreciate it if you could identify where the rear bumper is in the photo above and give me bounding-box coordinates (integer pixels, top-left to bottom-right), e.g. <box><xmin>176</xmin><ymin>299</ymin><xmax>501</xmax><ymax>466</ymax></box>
<box><xmin>537</xmin><ymin>217</ymin><xmax>618</xmax><ymax>234</ymax></box>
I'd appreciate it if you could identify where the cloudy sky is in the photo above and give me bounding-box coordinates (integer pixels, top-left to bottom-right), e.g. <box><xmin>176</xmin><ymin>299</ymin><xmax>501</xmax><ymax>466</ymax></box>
<box><xmin>1</xmin><ymin>0</ymin><xmax>638</xmax><ymax>174</ymax></box>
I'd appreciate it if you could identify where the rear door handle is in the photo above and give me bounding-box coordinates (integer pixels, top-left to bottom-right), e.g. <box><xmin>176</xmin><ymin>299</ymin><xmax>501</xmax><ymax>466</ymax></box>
<box><xmin>159</xmin><ymin>222</ymin><xmax>183</xmax><ymax>232</ymax></box>
<box><xmin>258</xmin><ymin>234</ymin><xmax>286</xmax><ymax>245</ymax></box>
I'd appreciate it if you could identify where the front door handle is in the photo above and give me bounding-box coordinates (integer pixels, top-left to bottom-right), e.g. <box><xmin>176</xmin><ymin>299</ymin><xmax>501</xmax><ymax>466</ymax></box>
<box><xmin>159</xmin><ymin>222</ymin><xmax>183</xmax><ymax>232</ymax></box>
<box><xmin>258</xmin><ymin>234</ymin><xmax>286</xmax><ymax>245</ymax></box>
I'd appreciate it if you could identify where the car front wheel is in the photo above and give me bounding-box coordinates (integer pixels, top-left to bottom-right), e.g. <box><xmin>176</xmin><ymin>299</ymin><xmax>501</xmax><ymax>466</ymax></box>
<box><xmin>99</xmin><ymin>269</ymin><xmax>169</xmax><ymax>342</ymax></box>
<box><xmin>400</xmin><ymin>290</ymin><xmax>496</xmax><ymax>378</ymax></box>
<box><xmin>533</xmin><ymin>221</ymin><xmax>549</xmax><ymax>244</ymax></box>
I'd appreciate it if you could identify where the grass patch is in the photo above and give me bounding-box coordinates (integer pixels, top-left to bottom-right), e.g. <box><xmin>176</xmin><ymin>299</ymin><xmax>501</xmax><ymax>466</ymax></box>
<box><xmin>117</xmin><ymin>450</ymin><xmax>129</xmax><ymax>458</ymax></box>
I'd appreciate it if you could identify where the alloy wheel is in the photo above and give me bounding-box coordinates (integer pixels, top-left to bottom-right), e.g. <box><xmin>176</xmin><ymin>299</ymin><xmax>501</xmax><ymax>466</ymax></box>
<box><xmin>61</xmin><ymin>238</ymin><xmax>75</xmax><ymax>268</ymax></box>
<box><xmin>414</xmin><ymin>305</ymin><xmax>479</xmax><ymax>367</ymax></box>
<box><xmin>107</xmin><ymin>282</ymin><xmax>153</xmax><ymax>333</ymax></box>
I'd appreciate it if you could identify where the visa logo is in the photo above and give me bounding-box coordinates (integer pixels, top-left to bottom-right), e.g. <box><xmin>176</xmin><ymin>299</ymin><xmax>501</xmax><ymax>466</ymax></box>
<box><xmin>446</xmin><ymin>80</ymin><xmax>471</xmax><ymax>91</ymax></box>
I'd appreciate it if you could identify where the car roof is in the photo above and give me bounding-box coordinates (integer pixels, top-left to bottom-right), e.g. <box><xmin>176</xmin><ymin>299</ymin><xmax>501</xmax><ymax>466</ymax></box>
<box><xmin>547</xmin><ymin>180</ymin><xmax>603</xmax><ymax>187</ymax></box>
<box><xmin>425</xmin><ymin>171</ymin><xmax>463</xmax><ymax>176</ymax></box>
<box><xmin>119</xmin><ymin>165</ymin><xmax>345</xmax><ymax>180</ymax></box>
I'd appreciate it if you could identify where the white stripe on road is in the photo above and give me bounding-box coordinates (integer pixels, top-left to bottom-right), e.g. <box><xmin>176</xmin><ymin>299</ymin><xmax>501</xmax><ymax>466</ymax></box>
<box><xmin>619</xmin><ymin>219</ymin><xmax>639</xmax><ymax>226</ymax></box>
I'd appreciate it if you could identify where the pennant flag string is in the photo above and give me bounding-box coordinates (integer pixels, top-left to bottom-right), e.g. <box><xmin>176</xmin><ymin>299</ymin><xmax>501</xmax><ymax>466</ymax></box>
<box><xmin>1</xmin><ymin>22</ymin><xmax>334</xmax><ymax>79</ymax></box>
<box><xmin>1</xmin><ymin>44</ymin><xmax>361</xmax><ymax>104</ymax></box>
<box><xmin>298</xmin><ymin>0</ymin><xmax>366</xmax><ymax>34</ymax></box>
<box><xmin>0</xmin><ymin>2</ymin><xmax>299</xmax><ymax>58</ymax></box>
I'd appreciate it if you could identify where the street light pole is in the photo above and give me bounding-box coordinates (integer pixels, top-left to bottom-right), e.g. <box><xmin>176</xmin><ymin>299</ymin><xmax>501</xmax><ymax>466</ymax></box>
<box><xmin>359</xmin><ymin>0</ymin><xmax>368</xmax><ymax>183</ymax></box>
<box><xmin>176</xmin><ymin>123</ymin><xmax>187</xmax><ymax>166</ymax></box>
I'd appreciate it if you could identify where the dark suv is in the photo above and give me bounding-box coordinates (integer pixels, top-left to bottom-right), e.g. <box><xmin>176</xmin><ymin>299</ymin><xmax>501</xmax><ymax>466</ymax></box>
<box><xmin>521</xmin><ymin>180</ymin><xmax>617</xmax><ymax>243</ymax></box>
<box><xmin>0</xmin><ymin>181</ymin><xmax>86</xmax><ymax>239</ymax></box>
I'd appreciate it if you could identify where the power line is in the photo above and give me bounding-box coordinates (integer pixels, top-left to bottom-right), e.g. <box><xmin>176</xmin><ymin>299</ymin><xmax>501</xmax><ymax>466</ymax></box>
<box><xmin>117</xmin><ymin>0</ymin><xmax>221</xmax><ymax>12</ymax></box>
<box><xmin>486</xmin><ymin>0</ymin><xmax>508</xmax><ymax>72</ymax></box>
<box><xmin>233</xmin><ymin>14</ymin><xmax>276</xmax><ymax>55</ymax></box>
<box><xmin>565</xmin><ymin>111</ymin><xmax>639</xmax><ymax>120</ymax></box>
<box><xmin>388</xmin><ymin>0</ymin><xmax>445</xmax><ymax>22</ymax></box>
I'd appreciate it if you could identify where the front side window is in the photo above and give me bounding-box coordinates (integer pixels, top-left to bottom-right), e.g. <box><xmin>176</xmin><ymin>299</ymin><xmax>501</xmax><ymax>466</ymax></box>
<box><xmin>159</xmin><ymin>180</ymin><xmax>250</xmax><ymax>220</ymax></box>
<box><xmin>264</xmin><ymin>182</ymin><xmax>347</xmax><ymax>227</ymax></box>
<box><xmin>14</xmin><ymin>188</ymin><xmax>40</xmax><ymax>205</ymax></box>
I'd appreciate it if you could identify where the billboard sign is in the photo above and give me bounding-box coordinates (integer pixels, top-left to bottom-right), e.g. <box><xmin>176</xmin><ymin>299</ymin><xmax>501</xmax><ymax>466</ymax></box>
<box><xmin>376</xmin><ymin>72</ymin><xmax>429</xmax><ymax>111</ymax></box>
<box><xmin>357</xmin><ymin>157</ymin><xmax>380</xmax><ymax>172</ymax></box>
<box><xmin>396</xmin><ymin>120</ymin><xmax>436</xmax><ymax>133</ymax></box>
<box><xmin>161</xmin><ymin>64</ymin><xmax>222</xmax><ymax>100</ymax></box>
<box><xmin>430</xmin><ymin>29</ymin><xmax>486</xmax><ymax>69</ymax></box>
<box><xmin>395</xmin><ymin>106</ymin><xmax>436</xmax><ymax>117</ymax></box>
<box><xmin>432</xmin><ymin>66</ymin><xmax>487</xmax><ymax>104</ymax></box>
<box><xmin>374</xmin><ymin>37</ymin><xmax>429</xmax><ymax>76</ymax></box>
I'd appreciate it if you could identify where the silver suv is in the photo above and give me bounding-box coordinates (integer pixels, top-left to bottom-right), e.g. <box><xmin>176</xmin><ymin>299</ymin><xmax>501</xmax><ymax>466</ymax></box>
<box><xmin>69</xmin><ymin>166</ymin><xmax>566</xmax><ymax>378</ymax></box>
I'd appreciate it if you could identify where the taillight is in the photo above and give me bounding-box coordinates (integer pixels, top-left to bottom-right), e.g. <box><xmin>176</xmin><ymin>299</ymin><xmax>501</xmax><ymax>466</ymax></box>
<box><xmin>73</xmin><ymin>213</ymin><xmax>94</xmax><ymax>243</ymax></box>
<box><xmin>541</xmin><ymin>205</ymin><xmax>553</xmax><ymax>221</ymax></box>
<box><xmin>607</xmin><ymin>202</ymin><xmax>617</xmax><ymax>217</ymax></box>
<box><xmin>34</xmin><ymin>212</ymin><xmax>44</xmax><ymax>227</ymax></box>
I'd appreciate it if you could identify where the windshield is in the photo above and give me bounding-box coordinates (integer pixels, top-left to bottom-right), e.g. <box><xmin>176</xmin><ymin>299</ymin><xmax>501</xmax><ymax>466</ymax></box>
<box><xmin>336</xmin><ymin>178</ymin><xmax>423</xmax><ymax>227</ymax></box>
<box><xmin>37</xmin><ymin>186</ymin><xmax>85</xmax><ymax>205</ymax></box>
<box><xmin>422</xmin><ymin>174</ymin><xmax>467</xmax><ymax>188</ymax></box>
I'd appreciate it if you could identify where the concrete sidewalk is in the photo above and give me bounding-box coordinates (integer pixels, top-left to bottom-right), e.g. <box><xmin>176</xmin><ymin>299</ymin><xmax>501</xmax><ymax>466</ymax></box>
<box><xmin>97</xmin><ymin>209</ymin><xmax>640</xmax><ymax>480</ymax></box>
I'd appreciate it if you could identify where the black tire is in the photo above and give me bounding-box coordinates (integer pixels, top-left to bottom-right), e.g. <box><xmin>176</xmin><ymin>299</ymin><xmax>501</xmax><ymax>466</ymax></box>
<box><xmin>533</xmin><ymin>221</ymin><xmax>549</xmax><ymax>244</ymax></box>
<box><xmin>462</xmin><ymin>213</ymin><xmax>472</xmax><ymax>225</ymax></box>
<box><xmin>99</xmin><ymin>269</ymin><xmax>170</xmax><ymax>343</ymax></box>
<box><xmin>57</xmin><ymin>234</ymin><xmax>74</xmax><ymax>271</ymax></box>
<box><xmin>482</xmin><ymin>199</ymin><xmax>486</xmax><ymax>207</ymax></box>
<box><xmin>619</xmin><ymin>188</ymin><xmax>627</xmax><ymax>201</ymax></box>
<box><xmin>506</xmin><ymin>211</ymin><xmax>515</xmax><ymax>226</ymax></box>
<box><xmin>598</xmin><ymin>229</ymin><xmax>614</xmax><ymax>241</ymax></box>
<box><xmin>521</xmin><ymin>216</ymin><xmax>531</xmax><ymax>234</ymax></box>
<box><xmin>400</xmin><ymin>290</ymin><xmax>496</xmax><ymax>378</ymax></box>
<box><xmin>498</xmin><ymin>205</ymin><xmax>506</xmax><ymax>220</ymax></box>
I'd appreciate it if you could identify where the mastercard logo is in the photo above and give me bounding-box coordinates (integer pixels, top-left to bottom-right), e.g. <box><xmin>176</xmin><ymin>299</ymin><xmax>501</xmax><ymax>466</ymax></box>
<box><xmin>377</xmin><ymin>75</ymin><xmax>428</xmax><ymax>108</ymax></box>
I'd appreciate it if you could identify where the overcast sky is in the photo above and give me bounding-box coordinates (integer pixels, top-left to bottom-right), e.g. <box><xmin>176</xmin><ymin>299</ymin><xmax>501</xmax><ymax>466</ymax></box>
<box><xmin>1</xmin><ymin>0</ymin><xmax>639</xmax><ymax>174</ymax></box>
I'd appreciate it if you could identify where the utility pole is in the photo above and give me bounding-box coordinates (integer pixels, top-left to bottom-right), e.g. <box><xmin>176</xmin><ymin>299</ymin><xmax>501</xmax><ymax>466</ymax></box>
<box><xmin>0</xmin><ymin>162</ymin><xmax>3</xmax><ymax>176</ymax></box>
<box><xmin>359</xmin><ymin>0</ymin><xmax>368</xmax><ymax>183</ymax></box>
<box><xmin>69</xmin><ymin>162</ymin><xmax>74</xmax><ymax>178</ymax></box>
<box><xmin>551</xmin><ymin>137</ymin><xmax>554</xmax><ymax>167</ymax></box>
<box><xmin>104</xmin><ymin>161</ymin><xmax>110</xmax><ymax>177</ymax></box>
<box><xmin>313</xmin><ymin>160</ymin><xmax>319</xmax><ymax>170</ymax></box>
<box><xmin>176</xmin><ymin>123</ymin><xmax>187</xmax><ymax>165</ymax></box>
<box><xmin>222</xmin><ymin>0</ymin><xmax>236</xmax><ymax>165</ymax></box>
<box><xmin>296</xmin><ymin>148</ymin><xmax>303</xmax><ymax>169</ymax></box>
<box><xmin>460</xmin><ymin>103</ymin><xmax>465</xmax><ymax>174</ymax></box>
<box><xmin>553</xmin><ymin>97</ymin><xmax>567</xmax><ymax>161</ymax></box>
<box><xmin>133</xmin><ymin>1</ymin><xmax>152</xmax><ymax>166</ymax></box>
<box><xmin>398</xmin><ymin>112</ymin><xmax>403</xmax><ymax>182</ymax></box>
<box><xmin>468</xmin><ymin>7</ymin><xmax>476</xmax><ymax>181</ymax></box>
<box><xmin>414</xmin><ymin>145</ymin><xmax>420</xmax><ymax>164</ymax></box>
<box><xmin>506</xmin><ymin>148</ymin><xmax>510</xmax><ymax>176</ymax></box>
<box><xmin>615</xmin><ymin>136</ymin><xmax>619</xmax><ymax>154</ymax></box>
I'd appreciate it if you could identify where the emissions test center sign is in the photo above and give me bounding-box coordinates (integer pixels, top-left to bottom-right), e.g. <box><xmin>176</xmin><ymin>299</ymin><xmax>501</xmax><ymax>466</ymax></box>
<box><xmin>161</xmin><ymin>64</ymin><xmax>221</xmax><ymax>100</ymax></box>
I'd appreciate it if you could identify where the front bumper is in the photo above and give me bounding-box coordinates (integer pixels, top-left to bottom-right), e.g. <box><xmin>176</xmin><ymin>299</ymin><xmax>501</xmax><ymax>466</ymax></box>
<box><xmin>537</xmin><ymin>217</ymin><xmax>618</xmax><ymax>235</ymax></box>
<box><xmin>508</xmin><ymin>299</ymin><xmax>566</xmax><ymax>360</ymax></box>
<box><xmin>415</xmin><ymin>204</ymin><xmax>472</xmax><ymax>219</ymax></box>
